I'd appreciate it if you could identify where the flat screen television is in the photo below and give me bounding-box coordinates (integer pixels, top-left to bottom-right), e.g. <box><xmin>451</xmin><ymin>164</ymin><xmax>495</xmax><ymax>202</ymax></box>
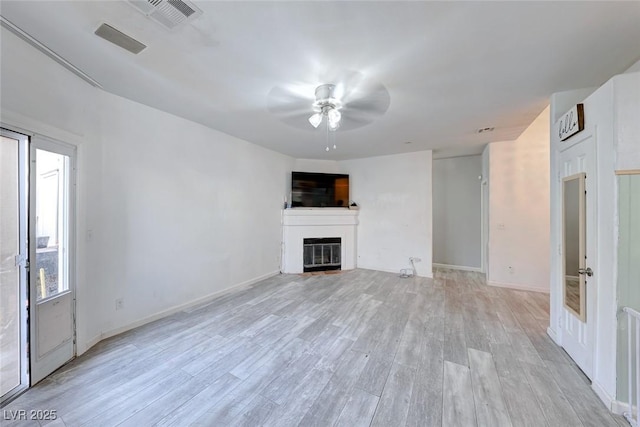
<box><xmin>291</xmin><ymin>171</ymin><xmax>349</xmax><ymax>208</ymax></box>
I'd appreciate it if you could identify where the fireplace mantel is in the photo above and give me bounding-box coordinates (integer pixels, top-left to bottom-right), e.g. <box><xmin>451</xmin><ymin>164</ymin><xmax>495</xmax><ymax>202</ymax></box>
<box><xmin>281</xmin><ymin>208</ymin><xmax>358</xmax><ymax>274</ymax></box>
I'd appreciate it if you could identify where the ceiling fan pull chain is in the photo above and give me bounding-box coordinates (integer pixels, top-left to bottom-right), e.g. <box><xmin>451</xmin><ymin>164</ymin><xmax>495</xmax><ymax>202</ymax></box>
<box><xmin>325</xmin><ymin>118</ymin><xmax>330</xmax><ymax>151</ymax></box>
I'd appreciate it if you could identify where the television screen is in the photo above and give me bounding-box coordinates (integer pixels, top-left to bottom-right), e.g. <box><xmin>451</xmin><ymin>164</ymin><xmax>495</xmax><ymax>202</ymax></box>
<box><xmin>291</xmin><ymin>172</ymin><xmax>349</xmax><ymax>208</ymax></box>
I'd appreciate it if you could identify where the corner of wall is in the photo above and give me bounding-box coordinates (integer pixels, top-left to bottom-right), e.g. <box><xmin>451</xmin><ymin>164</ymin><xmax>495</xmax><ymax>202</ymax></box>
<box><xmin>623</xmin><ymin>58</ymin><xmax>640</xmax><ymax>74</ymax></box>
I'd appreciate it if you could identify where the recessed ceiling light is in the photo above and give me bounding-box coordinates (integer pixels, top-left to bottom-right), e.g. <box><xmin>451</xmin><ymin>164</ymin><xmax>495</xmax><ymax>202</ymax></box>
<box><xmin>476</xmin><ymin>127</ymin><xmax>495</xmax><ymax>134</ymax></box>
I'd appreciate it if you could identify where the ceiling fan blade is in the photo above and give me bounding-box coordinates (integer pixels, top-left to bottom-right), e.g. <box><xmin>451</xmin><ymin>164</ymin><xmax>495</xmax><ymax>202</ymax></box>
<box><xmin>343</xmin><ymin>83</ymin><xmax>390</xmax><ymax>113</ymax></box>
<box><xmin>267</xmin><ymin>86</ymin><xmax>312</xmax><ymax>116</ymax></box>
<box><xmin>341</xmin><ymin>116</ymin><xmax>371</xmax><ymax>127</ymax></box>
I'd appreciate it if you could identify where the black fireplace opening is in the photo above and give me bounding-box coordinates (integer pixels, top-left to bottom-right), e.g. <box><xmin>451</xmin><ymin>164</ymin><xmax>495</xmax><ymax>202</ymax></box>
<box><xmin>303</xmin><ymin>237</ymin><xmax>341</xmax><ymax>272</ymax></box>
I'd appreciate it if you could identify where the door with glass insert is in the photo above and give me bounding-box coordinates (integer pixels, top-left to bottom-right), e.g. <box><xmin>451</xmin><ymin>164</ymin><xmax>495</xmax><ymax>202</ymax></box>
<box><xmin>30</xmin><ymin>140</ymin><xmax>76</xmax><ymax>384</ymax></box>
<box><xmin>1</xmin><ymin>129</ymin><xmax>29</xmax><ymax>402</ymax></box>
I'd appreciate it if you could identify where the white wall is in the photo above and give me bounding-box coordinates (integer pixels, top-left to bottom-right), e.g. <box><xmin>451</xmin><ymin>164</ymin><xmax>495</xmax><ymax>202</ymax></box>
<box><xmin>432</xmin><ymin>155</ymin><xmax>482</xmax><ymax>269</ymax></box>
<box><xmin>1</xmin><ymin>27</ymin><xmax>294</xmax><ymax>354</ymax></box>
<box><xmin>340</xmin><ymin>151</ymin><xmax>433</xmax><ymax>277</ymax></box>
<box><xmin>614</xmin><ymin>72</ymin><xmax>640</xmax><ymax>171</ymax></box>
<box><xmin>624</xmin><ymin>58</ymin><xmax>640</xmax><ymax>74</ymax></box>
<box><xmin>487</xmin><ymin>107</ymin><xmax>550</xmax><ymax>292</ymax></box>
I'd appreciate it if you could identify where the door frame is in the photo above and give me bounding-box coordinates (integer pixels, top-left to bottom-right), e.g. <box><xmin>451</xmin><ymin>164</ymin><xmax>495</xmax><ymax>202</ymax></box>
<box><xmin>28</xmin><ymin>134</ymin><xmax>77</xmax><ymax>385</ymax></box>
<box><xmin>0</xmin><ymin>128</ymin><xmax>30</xmax><ymax>403</ymax></box>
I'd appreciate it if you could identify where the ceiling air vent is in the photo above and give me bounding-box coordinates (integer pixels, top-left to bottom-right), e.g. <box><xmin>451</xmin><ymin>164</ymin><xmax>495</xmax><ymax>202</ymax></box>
<box><xmin>95</xmin><ymin>23</ymin><xmax>146</xmax><ymax>54</ymax></box>
<box><xmin>128</xmin><ymin>0</ymin><xmax>203</xmax><ymax>30</ymax></box>
<box><xmin>476</xmin><ymin>127</ymin><xmax>495</xmax><ymax>134</ymax></box>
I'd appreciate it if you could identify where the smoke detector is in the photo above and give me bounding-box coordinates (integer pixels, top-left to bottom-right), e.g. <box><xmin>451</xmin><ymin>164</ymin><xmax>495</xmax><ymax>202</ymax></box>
<box><xmin>128</xmin><ymin>0</ymin><xmax>203</xmax><ymax>30</ymax></box>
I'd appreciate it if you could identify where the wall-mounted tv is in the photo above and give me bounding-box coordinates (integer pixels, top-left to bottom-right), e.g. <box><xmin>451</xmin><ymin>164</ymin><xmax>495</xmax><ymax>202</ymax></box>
<box><xmin>291</xmin><ymin>171</ymin><xmax>349</xmax><ymax>208</ymax></box>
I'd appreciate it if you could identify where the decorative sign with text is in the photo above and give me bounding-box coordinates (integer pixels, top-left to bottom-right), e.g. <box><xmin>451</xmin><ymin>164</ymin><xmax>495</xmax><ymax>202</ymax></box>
<box><xmin>557</xmin><ymin>104</ymin><xmax>585</xmax><ymax>141</ymax></box>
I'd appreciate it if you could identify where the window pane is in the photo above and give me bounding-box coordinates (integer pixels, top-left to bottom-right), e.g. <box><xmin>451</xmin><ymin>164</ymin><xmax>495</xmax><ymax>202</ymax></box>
<box><xmin>35</xmin><ymin>150</ymin><xmax>69</xmax><ymax>300</ymax></box>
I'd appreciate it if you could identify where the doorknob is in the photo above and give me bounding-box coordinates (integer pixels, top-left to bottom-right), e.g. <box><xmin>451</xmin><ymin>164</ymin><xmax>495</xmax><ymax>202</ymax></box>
<box><xmin>578</xmin><ymin>267</ymin><xmax>593</xmax><ymax>277</ymax></box>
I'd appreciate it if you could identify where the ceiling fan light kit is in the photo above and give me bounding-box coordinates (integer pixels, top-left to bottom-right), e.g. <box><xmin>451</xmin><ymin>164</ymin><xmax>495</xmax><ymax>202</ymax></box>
<box><xmin>308</xmin><ymin>112</ymin><xmax>323</xmax><ymax>128</ymax></box>
<box><xmin>309</xmin><ymin>83</ymin><xmax>343</xmax><ymax>131</ymax></box>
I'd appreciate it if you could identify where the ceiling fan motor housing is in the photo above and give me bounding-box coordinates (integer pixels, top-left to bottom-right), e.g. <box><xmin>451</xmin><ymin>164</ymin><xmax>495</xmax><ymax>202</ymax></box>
<box><xmin>313</xmin><ymin>84</ymin><xmax>342</xmax><ymax>112</ymax></box>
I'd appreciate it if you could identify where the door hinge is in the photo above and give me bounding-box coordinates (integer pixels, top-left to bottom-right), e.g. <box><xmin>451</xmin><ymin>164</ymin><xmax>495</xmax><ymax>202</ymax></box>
<box><xmin>15</xmin><ymin>254</ymin><xmax>29</xmax><ymax>270</ymax></box>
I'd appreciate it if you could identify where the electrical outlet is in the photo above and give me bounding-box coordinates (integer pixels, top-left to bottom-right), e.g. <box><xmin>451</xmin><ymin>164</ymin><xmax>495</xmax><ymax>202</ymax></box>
<box><xmin>115</xmin><ymin>298</ymin><xmax>124</xmax><ymax>311</ymax></box>
<box><xmin>508</xmin><ymin>266</ymin><xmax>514</xmax><ymax>275</ymax></box>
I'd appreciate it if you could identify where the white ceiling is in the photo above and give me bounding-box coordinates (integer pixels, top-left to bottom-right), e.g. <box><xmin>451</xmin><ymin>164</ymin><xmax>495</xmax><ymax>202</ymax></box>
<box><xmin>1</xmin><ymin>1</ymin><xmax>639</xmax><ymax>160</ymax></box>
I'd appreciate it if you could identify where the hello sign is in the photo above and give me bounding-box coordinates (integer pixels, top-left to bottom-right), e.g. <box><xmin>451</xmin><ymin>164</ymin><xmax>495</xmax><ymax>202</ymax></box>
<box><xmin>557</xmin><ymin>104</ymin><xmax>585</xmax><ymax>141</ymax></box>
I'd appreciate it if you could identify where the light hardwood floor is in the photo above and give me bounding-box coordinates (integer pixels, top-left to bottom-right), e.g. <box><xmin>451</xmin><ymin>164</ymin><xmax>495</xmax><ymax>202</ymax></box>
<box><xmin>1</xmin><ymin>269</ymin><xmax>626</xmax><ymax>426</ymax></box>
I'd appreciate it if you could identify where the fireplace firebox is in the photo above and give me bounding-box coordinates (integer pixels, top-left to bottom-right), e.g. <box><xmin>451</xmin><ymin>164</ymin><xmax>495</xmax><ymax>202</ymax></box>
<box><xmin>303</xmin><ymin>238</ymin><xmax>341</xmax><ymax>272</ymax></box>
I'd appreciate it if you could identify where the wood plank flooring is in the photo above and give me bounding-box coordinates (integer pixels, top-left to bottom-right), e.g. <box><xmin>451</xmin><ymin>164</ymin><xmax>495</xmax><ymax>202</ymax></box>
<box><xmin>1</xmin><ymin>268</ymin><xmax>625</xmax><ymax>426</ymax></box>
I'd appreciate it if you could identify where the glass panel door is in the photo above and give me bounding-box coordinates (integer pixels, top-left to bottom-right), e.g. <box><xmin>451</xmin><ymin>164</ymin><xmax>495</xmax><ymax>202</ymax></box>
<box><xmin>30</xmin><ymin>139</ymin><xmax>75</xmax><ymax>385</ymax></box>
<box><xmin>1</xmin><ymin>130</ymin><xmax>29</xmax><ymax>402</ymax></box>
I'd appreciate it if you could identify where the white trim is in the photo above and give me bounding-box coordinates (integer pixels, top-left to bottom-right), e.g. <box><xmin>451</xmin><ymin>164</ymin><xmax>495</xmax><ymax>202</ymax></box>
<box><xmin>357</xmin><ymin>266</ymin><xmax>433</xmax><ymax>279</ymax></box>
<box><xmin>1</xmin><ymin>111</ymin><xmax>87</xmax><ymax>147</ymax></box>
<box><xmin>547</xmin><ymin>326</ymin><xmax>560</xmax><ymax>345</ymax></box>
<box><xmin>79</xmin><ymin>334</ymin><xmax>103</xmax><ymax>356</ymax></box>
<box><xmin>433</xmin><ymin>263</ymin><xmax>482</xmax><ymax>273</ymax></box>
<box><xmin>85</xmin><ymin>270</ymin><xmax>281</xmax><ymax>350</ymax></box>
<box><xmin>592</xmin><ymin>380</ymin><xmax>615</xmax><ymax>412</ymax></box>
<box><xmin>481</xmin><ymin>179</ymin><xmax>488</xmax><ymax>274</ymax></box>
<box><xmin>487</xmin><ymin>280</ymin><xmax>550</xmax><ymax>294</ymax></box>
<box><xmin>558</xmin><ymin>126</ymin><xmax>594</xmax><ymax>152</ymax></box>
<box><xmin>611</xmin><ymin>399</ymin><xmax>630</xmax><ymax>416</ymax></box>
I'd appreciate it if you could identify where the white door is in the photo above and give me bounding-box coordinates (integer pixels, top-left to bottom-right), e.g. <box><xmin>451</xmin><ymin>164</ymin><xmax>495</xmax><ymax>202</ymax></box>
<box><xmin>558</xmin><ymin>131</ymin><xmax>596</xmax><ymax>378</ymax></box>
<box><xmin>29</xmin><ymin>137</ymin><xmax>76</xmax><ymax>384</ymax></box>
<box><xmin>0</xmin><ymin>129</ymin><xmax>29</xmax><ymax>402</ymax></box>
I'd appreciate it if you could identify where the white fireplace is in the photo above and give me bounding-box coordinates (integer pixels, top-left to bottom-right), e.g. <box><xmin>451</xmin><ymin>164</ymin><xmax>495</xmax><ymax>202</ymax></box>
<box><xmin>281</xmin><ymin>208</ymin><xmax>358</xmax><ymax>274</ymax></box>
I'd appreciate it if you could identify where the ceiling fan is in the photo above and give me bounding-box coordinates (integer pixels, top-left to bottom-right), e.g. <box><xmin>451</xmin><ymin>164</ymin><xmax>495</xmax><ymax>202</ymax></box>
<box><xmin>266</xmin><ymin>70</ymin><xmax>391</xmax><ymax>133</ymax></box>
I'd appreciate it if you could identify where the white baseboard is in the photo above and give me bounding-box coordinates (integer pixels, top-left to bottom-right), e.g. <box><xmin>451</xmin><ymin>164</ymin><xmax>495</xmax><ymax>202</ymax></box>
<box><xmin>487</xmin><ymin>280</ymin><xmax>550</xmax><ymax>294</ymax></box>
<box><xmin>78</xmin><ymin>334</ymin><xmax>102</xmax><ymax>356</ymax></box>
<box><xmin>611</xmin><ymin>399</ymin><xmax>631</xmax><ymax>416</ymax></box>
<box><xmin>592</xmin><ymin>380</ymin><xmax>615</xmax><ymax>412</ymax></box>
<box><xmin>357</xmin><ymin>266</ymin><xmax>433</xmax><ymax>279</ymax></box>
<box><xmin>86</xmin><ymin>270</ymin><xmax>280</xmax><ymax>351</ymax></box>
<box><xmin>546</xmin><ymin>327</ymin><xmax>560</xmax><ymax>345</ymax></box>
<box><xmin>433</xmin><ymin>263</ymin><xmax>482</xmax><ymax>273</ymax></box>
